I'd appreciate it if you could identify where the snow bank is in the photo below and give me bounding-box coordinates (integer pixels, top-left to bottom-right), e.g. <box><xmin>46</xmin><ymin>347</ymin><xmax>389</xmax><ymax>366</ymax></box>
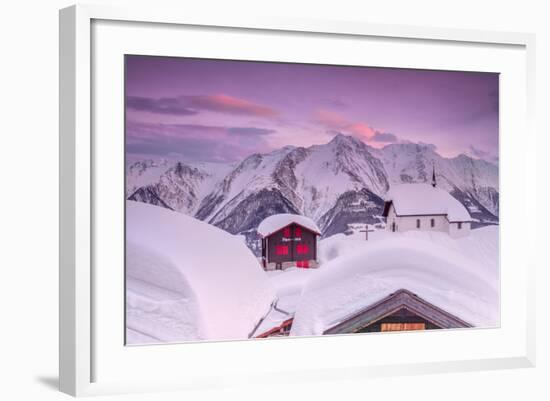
<box><xmin>268</xmin><ymin>267</ymin><xmax>317</xmax><ymax>298</ymax></box>
<box><xmin>292</xmin><ymin>234</ymin><xmax>499</xmax><ymax>336</ymax></box>
<box><xmin>257</xmin><ymin>213</ymin><xmax>321</xmax><ymax>237</ymax></box>
<box><xmin>386</xmin><ymin>184</ymin><xmax>472</xmax><ymax>222</ymax></box>
<box><xmin>319</xmin><ymin>226</ymin><xmax>499</xmax><ymax>282</ymax></box>
<box><xmin>267</xmin><ymin>267</ymin><xmax>318</xmax><ymax>313</ymax></box>
<box><xmin>126</xmin><ymin>201</ymin><xmax>275</xmax><ymax>343</ymax></box>
<box><xmin>252</xmin><ymin>268</ymin><xmax>319</xmax><ymax>337</ymax></box>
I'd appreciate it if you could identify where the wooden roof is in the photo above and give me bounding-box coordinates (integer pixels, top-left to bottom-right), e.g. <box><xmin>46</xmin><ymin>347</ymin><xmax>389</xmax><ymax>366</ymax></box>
<box><xmin>323</xmin><ymin>289</ymin><xmax>472</xmax><ymax>334</ymax></box>
<box><xmin>258</xmin><ymin>213</ymin><xmax>321</xmax><ymax>237</ymax></box>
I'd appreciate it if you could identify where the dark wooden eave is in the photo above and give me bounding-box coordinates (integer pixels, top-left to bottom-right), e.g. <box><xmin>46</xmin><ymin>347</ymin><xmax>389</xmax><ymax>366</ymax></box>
<box><xmin>382</xmin><ymin>201</ymin><xmax>393</xmax><ymax>217</ymax></box>
<box><xmin>255</xmin><ymin>318</ymin><xmax>294</xmax><ymax>338</ymax></box>
<box><xmin>323</xmin><ymin>289</ymin><xmax>472</xmax><ymax>334</ymax></box>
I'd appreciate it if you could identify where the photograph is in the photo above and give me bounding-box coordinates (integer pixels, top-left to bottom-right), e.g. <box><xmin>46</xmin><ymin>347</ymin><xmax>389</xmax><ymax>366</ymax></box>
<box><xmin>124</xmin><ymin>55</ymin><xmax>500</xmax><ymax>344</ymax></box>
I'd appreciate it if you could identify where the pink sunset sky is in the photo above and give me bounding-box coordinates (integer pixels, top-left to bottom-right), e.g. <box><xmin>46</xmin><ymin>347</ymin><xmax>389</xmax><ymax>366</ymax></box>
<box><xmin>125</xmin><ymin>55</ymin><xmax>499</xmax><ymax>163</ymax></box>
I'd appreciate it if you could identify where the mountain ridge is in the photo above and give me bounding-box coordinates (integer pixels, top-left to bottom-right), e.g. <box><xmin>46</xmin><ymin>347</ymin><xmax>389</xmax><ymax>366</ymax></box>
<box><xmin>126</xmin><ymin>134</ymin><xmax>499</xmax><ymax>254</ymax></box>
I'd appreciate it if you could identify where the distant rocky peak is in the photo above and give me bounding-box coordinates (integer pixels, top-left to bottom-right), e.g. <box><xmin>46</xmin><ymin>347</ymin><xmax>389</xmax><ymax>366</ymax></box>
<box><xmin>171</xmin><ymin>162</ymin><xmax>204</xmax><ymax>179</ymax></box>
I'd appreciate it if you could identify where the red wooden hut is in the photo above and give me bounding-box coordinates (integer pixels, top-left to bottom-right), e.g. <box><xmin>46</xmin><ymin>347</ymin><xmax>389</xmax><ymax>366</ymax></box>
<box><xmin>258</xmin><ymin>214</ymin><xmax>321</xmax><ymax>270</ymax></box>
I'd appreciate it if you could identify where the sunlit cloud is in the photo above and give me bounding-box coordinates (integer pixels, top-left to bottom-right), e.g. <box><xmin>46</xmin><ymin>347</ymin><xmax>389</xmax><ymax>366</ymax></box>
<box><xmin>127</xmin><ymin>94</ymin><xmax>278</xmax><ymax>119</ymax></box>
<box><xmin>313</xmin><ymin>109</ymin><xmax>398</xmax><ymax>145</ymax></box>
<box><xmin>189</xmin><ymin>94</ymin><xmax>278</xmax><ymax>118</ymax></box>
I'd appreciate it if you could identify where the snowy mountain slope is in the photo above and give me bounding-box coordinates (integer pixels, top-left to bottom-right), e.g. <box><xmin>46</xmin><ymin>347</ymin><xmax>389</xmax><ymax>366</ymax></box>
<box><xmin>289</xmin><ymin>134</ymin><xmax>389</xmax><ymax>220</ymax></box>
<box><xmin>126</xmin><ymin>159</ymin><xmax>169</xmax><ymax>196</ymax></box>
<box><xmin>317</xmin><ymin>188</ymin><xmax>385</xmax><ymax>237</ymax></box>
<box><xmin>195</xmin><ymin>146</ymin><xmax>297</xmax><ymax>224</ymax></box>
<box><xmin>127</xmin><ymin>134</ymin><xmax>499</xmax><ymax>253</ymax></box>
<box><xmin>127</xmin><ymin>160</ymin><xmax>233</xmax><ymax>215</ymax></box>
<box><xmin>184</xmin><ymin>135</ymin><xmax>391</xmax><ymax>248</ymax></box>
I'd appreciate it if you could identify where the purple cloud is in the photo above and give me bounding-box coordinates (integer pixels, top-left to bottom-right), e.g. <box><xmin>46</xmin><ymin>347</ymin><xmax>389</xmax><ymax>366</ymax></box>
<box><xmin>127</xmin><ymin>93</ymin><xmax>278</xmax><ymax>118</ymax></box>
<box><xmin>228</xmin><ymin>127</ymin><xmax>276</xmax><ymax>136</ymax></box>
<box><xmin>126</xmin><ymin>96</ymin><xmax>197</xmax><ymax>116</ymax></box>
<box><xmin>371</xmin><ymin>131</ymin><xmax>398</xmax><ymax>143</ymax></box>
<box><xmin>126</xmin><ymin>121</ymin><xmax>275</xmax><ymax>162</ymax></box>
<box><xmin>125</xmin><ymin>56</ymin><xmax>498</xmax><ymax>160</ymax></box>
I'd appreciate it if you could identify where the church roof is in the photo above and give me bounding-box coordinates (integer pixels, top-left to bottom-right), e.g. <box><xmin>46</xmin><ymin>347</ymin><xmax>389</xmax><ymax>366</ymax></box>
<box><xmin>383</xmin><ymin>184</ymin><xmax>472</xmax><ymax>223</ymax></box>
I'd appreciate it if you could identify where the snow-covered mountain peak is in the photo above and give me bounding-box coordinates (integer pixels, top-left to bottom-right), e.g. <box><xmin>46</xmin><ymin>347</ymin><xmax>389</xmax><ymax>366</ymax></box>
<box><xmin>326</xmin><ymin>133</ymin><xmax>367</xmax><ymax>150</ymax></box>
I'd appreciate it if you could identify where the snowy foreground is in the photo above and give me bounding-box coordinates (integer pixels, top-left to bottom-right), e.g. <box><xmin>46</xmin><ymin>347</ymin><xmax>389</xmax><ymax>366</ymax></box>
<box><xmin>126</xmin><ymin>201</ymin><xmax>275</xmax><ymax>344</ymax></box>
<box><xmin>126</xmin><ymin>201</ymin><xmax>499</xmax><ymax>344</ymax></box>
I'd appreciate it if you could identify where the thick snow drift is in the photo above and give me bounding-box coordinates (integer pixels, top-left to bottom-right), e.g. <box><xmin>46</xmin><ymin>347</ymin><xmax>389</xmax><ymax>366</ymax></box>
<box><xmin>291</xmin><ymin>233</ymin><xmax>499</xmax><ymax>336</ymax></box>
<box><xmin>385</xmin><ymin>184</ymin><xmax>472</xmax><ymax>222</ymax></box>
<box><xmin>257</xmin><ymin>213</ymin><xmax>321</xmax><ymax>237</ymax></box>
<box><xmin>126</xmin><ymin>201</ymin><xmax>275</xmax><ymax>343</ymax></box>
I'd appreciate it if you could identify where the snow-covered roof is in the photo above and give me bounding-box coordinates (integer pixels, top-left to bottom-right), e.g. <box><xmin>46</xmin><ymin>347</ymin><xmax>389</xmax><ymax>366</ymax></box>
<box><xmin>126</xmin><ymin>201</ymin><xmax>276</xmax><ymax>343</ymax></box>
<box><xmin>384</xmin><ymin>184</ymin><xmax>472</xmax><ymax>222</ymax></box>
<box><xmin>290</xmin><ymin>236</ymin><xmax>499</xmax><ymax>336</ymax></box>
<box><xmin>257</xmin><ymin>213</ymin><xmax>321</xmax><ymax>237</ymax></box>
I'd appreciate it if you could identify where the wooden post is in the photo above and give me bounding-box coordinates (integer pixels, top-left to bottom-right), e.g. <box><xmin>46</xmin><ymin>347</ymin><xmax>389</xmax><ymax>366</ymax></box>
<box><xmin>359</xmin><ymin>225</ymin><xmax>375</xmax><ymax>240</ymax></box>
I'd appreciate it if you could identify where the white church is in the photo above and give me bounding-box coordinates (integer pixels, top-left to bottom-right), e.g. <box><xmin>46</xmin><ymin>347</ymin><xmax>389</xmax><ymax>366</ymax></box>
<box><xmin>382</xmin><ymin>168</ymin><xmax>473</xmax><ymax>238</ymax></box>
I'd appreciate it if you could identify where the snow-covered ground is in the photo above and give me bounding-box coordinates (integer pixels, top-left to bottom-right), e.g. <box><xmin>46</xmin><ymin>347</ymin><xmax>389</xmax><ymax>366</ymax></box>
<box><xmin>126</xmin><ymin>201</ymin><xmax>275</xmax><ymax>344</ymax></box>
<box><xmin>291</xmin><ymin>227</ymin><xmax>499</xmax><ymax>336</ymax></box>
<box><xmin>320</xmin><ymin>226</ymin><xmax>498</xmax><ymax>277</ymax></box>
<box><xmin>126</xmin><ymin>201</ymin><xmax>498</xmax><ymax>343</ymax></box>
<box><xmin>264</xmin><ymin>225</ymin><xmax>499</xmax><ymax>337</ymax></box>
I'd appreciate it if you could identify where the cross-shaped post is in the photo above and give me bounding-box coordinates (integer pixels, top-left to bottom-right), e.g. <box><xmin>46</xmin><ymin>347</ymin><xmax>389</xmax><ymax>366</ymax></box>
<box><xmin>359</xmin><ymin>225</ymin><xmax>375</xmax><ymax>240</ymax></box>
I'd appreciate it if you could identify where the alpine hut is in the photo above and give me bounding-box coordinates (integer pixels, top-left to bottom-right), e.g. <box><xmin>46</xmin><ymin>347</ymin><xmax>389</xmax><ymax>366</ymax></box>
<box><xmin>258</xmin><ymin>214</ymin><xmax>321</xmax><ymax>270</ymax></box>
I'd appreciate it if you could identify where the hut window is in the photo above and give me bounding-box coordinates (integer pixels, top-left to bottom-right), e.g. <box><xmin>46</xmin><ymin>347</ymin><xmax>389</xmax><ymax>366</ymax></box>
<box><xmin>416</xmin><ymin>219</ymin><xmax>421</xmax><ymax>228</ymax></box>
<box><xmin>296</xmin><ymin>243</ymin><xmax>309</xmax><ymax>254</ymax></box>
<box><xmin>430</xmin><ymin>218</ymin><xmax>435</xmax><ymax>228</ymax></box>
<box><xmin>275</xmin><ymin>245</ymin><xmax>289</xmax><ymax>255</ymax></box>
<box><xmin>458</xmin><ymin>222</ymin><xmax>462</xmax><ymax>230</ymax></box>
<box><xmin>283</xmin><ymin>227</ymin><xmax>291</xmax><ymax>237</ymax></box>
<box><xmin>294</xmin><ymin>226</ymin><xmax>302</xmax><ymax>237</ymax></box>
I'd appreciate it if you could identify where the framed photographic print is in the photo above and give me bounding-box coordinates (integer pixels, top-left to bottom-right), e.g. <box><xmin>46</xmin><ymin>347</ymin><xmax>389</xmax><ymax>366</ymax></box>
<box><xmin>59</xmin><ymin>4</ymin><xmax>536</xmax><ymax>397</ymax></box>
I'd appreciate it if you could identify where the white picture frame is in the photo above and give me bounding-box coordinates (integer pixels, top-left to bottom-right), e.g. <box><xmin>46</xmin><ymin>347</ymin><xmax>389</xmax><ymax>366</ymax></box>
<box><xmin>59</xmin><ymin>4</ymin><xmax>536</xmax><ymax>397</ymax></box>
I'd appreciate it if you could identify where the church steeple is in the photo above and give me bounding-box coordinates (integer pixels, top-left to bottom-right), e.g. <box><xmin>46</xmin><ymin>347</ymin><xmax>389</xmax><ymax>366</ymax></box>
<box><xmin>431</xmin><ymin>162</ymin><xmax>437</xmax><ymax>188</ymax></box>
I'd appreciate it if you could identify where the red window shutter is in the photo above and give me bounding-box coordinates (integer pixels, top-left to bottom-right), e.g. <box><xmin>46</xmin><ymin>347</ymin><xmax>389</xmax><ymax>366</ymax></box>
<box><xmin>296</xmin><ymin>244</ymin><xmax>309</xmax><ymax>254</ymax></box>
<box><xmin>276</xmin><ymin>245</ymin><xmax>289</xmax><ymax>255</ymax></box>
<box><xmin>283</xmin><ymin>227</ymin><xmax>291</xmax><ymax>237</ymax></box>
<box><xmin>295</xmin><ymin>226</ymin><xmax>302</xmax><ymax>237</ymax></box>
